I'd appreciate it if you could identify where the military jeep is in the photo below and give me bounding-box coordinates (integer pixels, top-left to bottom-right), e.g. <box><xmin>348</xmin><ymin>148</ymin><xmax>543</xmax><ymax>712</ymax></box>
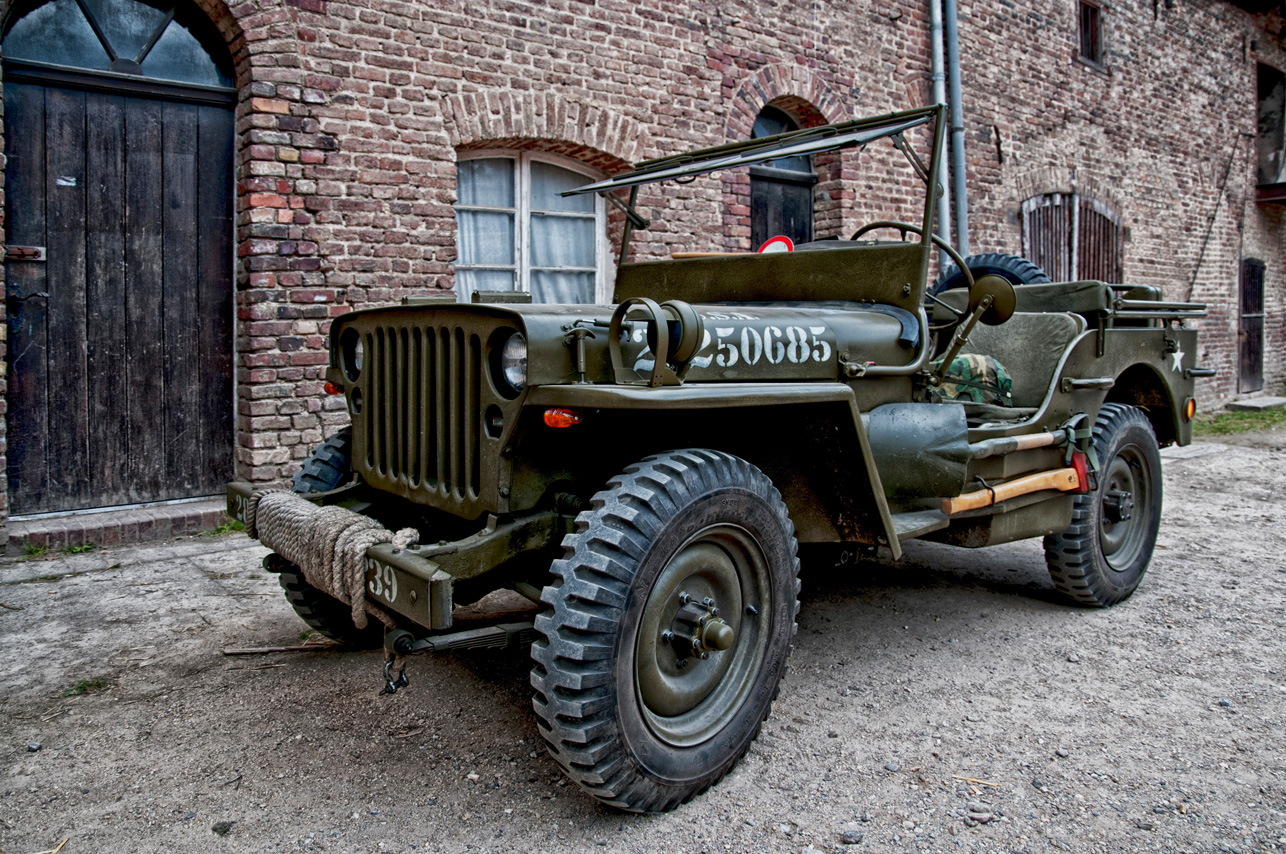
<box><xmin>228</xmin><ymin>105</ymin><xmax>1211</xmax><ymax>813</ymax></box>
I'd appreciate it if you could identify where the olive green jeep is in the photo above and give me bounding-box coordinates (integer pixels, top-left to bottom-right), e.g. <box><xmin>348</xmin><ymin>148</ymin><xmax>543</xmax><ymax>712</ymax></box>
<box><xmin>228</xmin><ymin>105</ymin><xmax>1212</xmax><ymax>812</ymax></box>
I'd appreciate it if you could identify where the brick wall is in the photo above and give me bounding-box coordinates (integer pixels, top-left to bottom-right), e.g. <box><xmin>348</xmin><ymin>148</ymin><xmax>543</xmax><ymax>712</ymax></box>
<box><xmin>957</xmin><ymin>0</ymin><xmax>1286</xmax><ymax>402</ymax></box>
<box><xmin>0</xmin><ymin>0</ymin><xmax>1283</xmax><ymax>516</ymax></box>
<box><xmin>220</xmin><ymin>0</ymin><xmax>951</xmax><ymax>482</ymax></box>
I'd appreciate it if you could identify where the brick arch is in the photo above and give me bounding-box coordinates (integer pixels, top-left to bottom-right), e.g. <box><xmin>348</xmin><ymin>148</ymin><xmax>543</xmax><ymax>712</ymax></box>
<box><xmin>1013</xmin><ymin>166</ymin><xmax>1129</xmax><ymax>218</ymax></box>
<box><xmin>725</xmin><ymin>62</ymin><xmax>848</xmax><ymax>141</ymax></box>
<box><xmin>186</xmin><ymin>0</ymin><xmax>248</xmax><ymax>86</ymax></box>
<box><xmin>720</xmin><ymin>64</ymin><xmax>850</xmax><ymax>250</ymax></box>
<box><xmin>442</xmin><ymin>91</ymin><xmax>642</xmax><ymax>173</ymax></box>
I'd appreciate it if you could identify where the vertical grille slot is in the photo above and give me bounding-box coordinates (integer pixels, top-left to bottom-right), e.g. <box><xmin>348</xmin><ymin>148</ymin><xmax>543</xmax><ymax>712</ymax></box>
<box><xmin>359</xmin><ymin>320</ymin><xmax>484</xmax><ymax>504</ymax></box>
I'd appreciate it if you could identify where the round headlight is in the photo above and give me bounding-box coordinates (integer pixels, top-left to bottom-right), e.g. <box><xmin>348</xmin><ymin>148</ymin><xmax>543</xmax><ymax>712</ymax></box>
<box><xmin>501</xmin><ymin>332</ymin><xmax>527</xmax><ymax>392</ymax></box>
<box><xmin>339</xmin><ymin>327</ymin><xmax>364</xmax><ymax>381</ymax></box>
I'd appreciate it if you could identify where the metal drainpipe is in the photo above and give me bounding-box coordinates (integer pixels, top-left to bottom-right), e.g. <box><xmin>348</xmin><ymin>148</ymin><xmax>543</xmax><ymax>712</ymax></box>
<box><xmin>929</xmin><ymin>0</ymin><xmax>952</xmax><ymax>259</ymax></box>
<box><xmin>943</xmin><ymin>0</ymin><xmax>969</xmax><ymax>256</ymax></box>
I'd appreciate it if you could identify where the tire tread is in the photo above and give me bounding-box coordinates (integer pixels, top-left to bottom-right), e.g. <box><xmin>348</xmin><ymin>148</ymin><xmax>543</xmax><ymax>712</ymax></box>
<box><xmin>1043</xmin><ymin>403</ymin><xmax>1161</xmax><ymax>607</ymax></box>
<box><xmin>530</xmin><ymin>449</ymin><xmax>800</xmax><ymax>813</ymax></box>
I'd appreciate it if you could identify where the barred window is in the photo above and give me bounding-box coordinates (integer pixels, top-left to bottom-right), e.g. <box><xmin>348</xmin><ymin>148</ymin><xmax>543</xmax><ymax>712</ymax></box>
<box><xmin>1021</xmin><ymin>193</ymin><xmax>1123</xmax><ymax>283</ymax></box>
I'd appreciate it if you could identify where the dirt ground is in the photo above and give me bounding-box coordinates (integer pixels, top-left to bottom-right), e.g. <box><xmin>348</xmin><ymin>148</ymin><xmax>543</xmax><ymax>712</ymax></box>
<box><xmin>2</xmin><ymin>433</ymin><xmax>1285</xmax><ymax>854</ymax></box>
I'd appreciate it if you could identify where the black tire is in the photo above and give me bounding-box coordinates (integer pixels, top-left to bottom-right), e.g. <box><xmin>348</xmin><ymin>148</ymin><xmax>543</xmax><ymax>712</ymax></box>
<box><xmin>276</xmin><ymin>563</ymin><xmax>384</xmax><ymax>648</ymax></box>
<box><xmin>276</xmin><ymin>428</ymin><xmax>383</xmax><ymax>648</ymax></box>
<box><xmin>930</xmin><ymin>252</ymin><xmax>1050</xmax><ymax>297</ymax></box>
<box><xmin>291</xmin><ymin>428</ymin><xmax>352</xmax><ymax>492</ymax></box>
<box><xmin>1044</xmin><ymin>404</ymin><xmax>1162</xmax><ymax>607</ymax></box>
<box><xmin>530</xmin><ymin>449</ymin><xmax>800</xmax><ymax>813</ymax></box>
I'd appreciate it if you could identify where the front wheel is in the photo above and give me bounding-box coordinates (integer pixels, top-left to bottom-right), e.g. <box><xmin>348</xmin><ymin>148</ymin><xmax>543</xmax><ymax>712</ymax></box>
<box><xmin>530</xmin><ymin>449</ymin><xmax>800</xmax><ymax>812</ymax></box>
<box><xmin>1044</xmin><ymin>404</ymin><xmax>1162</xmax><ymax>607</ymax></box>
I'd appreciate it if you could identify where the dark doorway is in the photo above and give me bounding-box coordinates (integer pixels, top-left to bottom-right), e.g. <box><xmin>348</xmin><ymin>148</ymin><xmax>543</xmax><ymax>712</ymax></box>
<box><xmin>3</xmin><ymin>0</ymin><xmax>236</xmax><ymax>515</ymax></box>
<box><xmin>1240</xmin><ymin>258</ymin><xmax>1265</xmax><ymax>394</ymax></box>
<box><xmin>750</xmin><ymin>105</ymin><xmax>816</xmax><ymax>249</ymax></box>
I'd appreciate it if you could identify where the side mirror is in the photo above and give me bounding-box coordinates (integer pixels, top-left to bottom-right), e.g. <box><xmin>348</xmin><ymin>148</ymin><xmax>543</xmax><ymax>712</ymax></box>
<box><xmin>969</xmin><ymin>274</ymin><xmax>1017</xmax><ymax>326</ymax></box>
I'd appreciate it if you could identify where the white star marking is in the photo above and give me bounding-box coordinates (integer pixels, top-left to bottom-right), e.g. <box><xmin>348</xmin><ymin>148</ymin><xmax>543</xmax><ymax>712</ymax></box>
<box><xmin>1170</xmin><ymin>347</ymin><xmax>1184</xmax><ymax>373</ymax></box>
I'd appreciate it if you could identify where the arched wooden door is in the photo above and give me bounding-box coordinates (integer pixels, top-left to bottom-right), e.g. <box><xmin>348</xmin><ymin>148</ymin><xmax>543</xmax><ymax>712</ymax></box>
<box><xmin>749</xmin><ymin>105</ymin><xmax>816</xmax><ymax>248</ymax></box>
<box><xmin>3</xmin><ymin>0</ymin><xmax>236</xmax><ymax>515</ymax></box>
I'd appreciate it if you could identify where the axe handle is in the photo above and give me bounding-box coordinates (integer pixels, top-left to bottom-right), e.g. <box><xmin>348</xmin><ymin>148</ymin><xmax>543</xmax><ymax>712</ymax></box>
<box><xmin>942</xmin><ymin>467</ymin><xmax>1081</xmax><ymax>515</ymax></box>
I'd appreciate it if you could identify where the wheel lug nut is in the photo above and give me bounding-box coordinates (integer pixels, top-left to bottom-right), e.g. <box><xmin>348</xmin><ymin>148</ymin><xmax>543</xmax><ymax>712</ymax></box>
<box><xmin>700</xmin><ymin>652</ymin><xmax>709</xmax><ymax>660</ymax></box>
<box><xmin>661</xmin><ymin>630</ymin><xmax>673</xmax><ymax>643</ymax></box>
<box><xmin>702</xmin><ymin>597</ymin><xmax>714</xmax><ymax>607</ymax></box>
<box><xmin>678</xmin><ymin>592</ymin><xmax>691</xmax><ymax>605</ymax></box>
<box><xmin>676</xmin><ymin>659</ymin><xmax>687</xmax><ymax>668</ymax></box>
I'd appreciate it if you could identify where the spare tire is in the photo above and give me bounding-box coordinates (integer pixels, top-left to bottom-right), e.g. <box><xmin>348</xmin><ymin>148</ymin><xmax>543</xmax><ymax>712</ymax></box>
<box><xmin>930</xmin><ymin>252</ymin><xmax>1050</xmax><ymax>297</ymax></box>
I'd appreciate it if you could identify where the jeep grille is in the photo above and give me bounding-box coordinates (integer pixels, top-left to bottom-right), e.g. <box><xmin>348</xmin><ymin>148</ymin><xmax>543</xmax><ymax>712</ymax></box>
<box><xmin>355</xmin><ymin>322</ymin><xmax>491</xmax><ymax>516</ymax></box>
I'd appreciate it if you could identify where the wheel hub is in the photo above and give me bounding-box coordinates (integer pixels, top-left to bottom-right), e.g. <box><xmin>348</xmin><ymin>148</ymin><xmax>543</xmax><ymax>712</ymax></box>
<box><xmin>1098</xmin><ymin>444</ymin><xmax>1153</xmax><ymax>573</ymax></box>
<box><xmin>666</xmin><ymin>593</ymin><xmax>736</xmax><ymax>662</ymax></box>
<box><xmin>633</xmin><ymin>527</ymin><xmax>771</xmax><ymax>747</ymax></box>
<box><xmin>1103</xmin><ymin>489</ymin><xmax>1134</xmax><ymax>523</ymax></box>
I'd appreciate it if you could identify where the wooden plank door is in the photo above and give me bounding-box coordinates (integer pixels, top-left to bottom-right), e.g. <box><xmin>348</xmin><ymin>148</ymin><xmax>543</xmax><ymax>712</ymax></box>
<box><xmin>1240</xmin><ymin>258</ymin><xmax>1265</xmax><ymax>393</ymax></box>
<box><xmin>4</xmin><ymin>81</ymin><xmax>234</xmax><ymax>515</ymax></box>
<box><xmin>750</xmin><ymin>166</ymin><xmax>815</xmax><ymax>248</ymax></box>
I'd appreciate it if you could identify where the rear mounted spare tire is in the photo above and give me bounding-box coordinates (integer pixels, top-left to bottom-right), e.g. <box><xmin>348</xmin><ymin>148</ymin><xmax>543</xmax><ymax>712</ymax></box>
<box><xmin>930</xmin><ymin>252</ymin><xmax>1050</xmax><ymax>297</ymax></box>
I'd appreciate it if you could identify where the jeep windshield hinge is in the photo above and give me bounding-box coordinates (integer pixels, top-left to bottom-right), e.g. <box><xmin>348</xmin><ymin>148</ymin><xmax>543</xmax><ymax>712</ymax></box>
<box><xmin>891</xmin><ymin>132</ymin><xmax>931</xmax><ymax>185</ymax></box>
<box><xmin>604</xmin><ymin>186</ymin><xmax>650</xmax><ymax>265</ymax></box>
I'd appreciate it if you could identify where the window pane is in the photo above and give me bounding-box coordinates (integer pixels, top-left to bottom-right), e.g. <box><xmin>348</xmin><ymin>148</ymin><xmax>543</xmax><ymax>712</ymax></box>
<box><xmin>2</xmin><ymin>0</ymin><xmax>111</xmax><ymax>69</ymax></box>
<box><xmin>457</xmin><ymin>210</ymin><xmax>514</xmax><ymax>266</ymax></box>
<box><xmin>530</xmin><ymin>215</ymin><xmax>595</xmax><ymax>268</ymax></box>
<box><xmin>530</xmin><ymin>161</ymin><xmax>594</xmax><ymax>213</ymax></box>
<box><xmin>457</xmin><ymin>159</ymin><xmax>514</xmax><ymax>208</ymax></box>
<box><xmin>753</xmin><ymin>106</ymin><xmax>810</xmax><ymax>173</ymax></box>
<box><xmin>82</xmin><ymin>0</ymin><xmax>169</xmax><ymax>63</ymax></box>
<box><xmin>456</xmin><ymin>269</ymin><xmax>515</xmax><ymax>302</ymax></box>
<box><xmin>139</xmin><ymin>16</ymin><xmax>230</xmax><ymax>85</ymax></box>
<box><xmin>531</xmin><ymin>270</ymin><xmax>595</xmax><ymax>304</ymax></box>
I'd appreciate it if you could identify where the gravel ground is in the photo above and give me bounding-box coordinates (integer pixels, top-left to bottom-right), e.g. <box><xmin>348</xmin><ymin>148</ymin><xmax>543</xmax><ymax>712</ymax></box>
<box><xmin>2</xmin><ymin>434</ymin><xmax>1284</xmax><ymax>854</ymax></box>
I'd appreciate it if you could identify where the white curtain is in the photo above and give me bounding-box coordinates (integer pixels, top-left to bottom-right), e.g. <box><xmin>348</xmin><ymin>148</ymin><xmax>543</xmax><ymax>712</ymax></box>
<box><xmin>455</xmin><ymin>158</ymin><xmax>598</xmax><ymax>304</ymax></box>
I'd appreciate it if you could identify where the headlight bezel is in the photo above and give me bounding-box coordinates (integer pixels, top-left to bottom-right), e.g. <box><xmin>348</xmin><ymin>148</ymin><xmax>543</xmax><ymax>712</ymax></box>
<box><xmin>492</xmin><ymin>329</ymin><xmax>528</xmax><ymax>397</ymax></box>
<box><xmin>338</xmin><ymin>326</ymin><xmax>364</xmax><ymax>382</ymax></box>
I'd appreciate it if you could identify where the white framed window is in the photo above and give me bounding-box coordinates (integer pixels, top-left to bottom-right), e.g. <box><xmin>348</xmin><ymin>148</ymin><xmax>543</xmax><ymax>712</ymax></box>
<box><xmin>454</xmin><ymin>151</ymin><xmax>609</xmax><ymax>304</ymax></box>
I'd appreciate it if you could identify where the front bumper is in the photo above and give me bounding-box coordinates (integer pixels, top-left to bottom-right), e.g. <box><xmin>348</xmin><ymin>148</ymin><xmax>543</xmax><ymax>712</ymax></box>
<box><xmin>226</xmin><ymin>481</ymin><xmax>454</xmax><ymax>629</ymax></box>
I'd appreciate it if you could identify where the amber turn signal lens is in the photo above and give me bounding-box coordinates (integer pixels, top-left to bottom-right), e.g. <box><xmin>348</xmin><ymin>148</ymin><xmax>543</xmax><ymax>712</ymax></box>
<box><xmin>543</xmin><ymin>408</ymin><xmax>582</xmax><ymax>428</ymax></box>
<box><xmin>1185</xmin><ymin>397</ymin><xmax>1196</xmax><ymax>420</ymax></box>
<box><xmin>324</xmin><ymin>381</ymin><xmax>343</xmax><ymax>395</ymax></box>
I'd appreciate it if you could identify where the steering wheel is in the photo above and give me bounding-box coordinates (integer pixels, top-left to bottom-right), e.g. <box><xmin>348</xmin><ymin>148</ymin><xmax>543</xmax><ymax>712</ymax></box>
<box><xmin>849</xmin><ymin>220</ymin><xmax>973</xmax><ymax>333</ymax></box>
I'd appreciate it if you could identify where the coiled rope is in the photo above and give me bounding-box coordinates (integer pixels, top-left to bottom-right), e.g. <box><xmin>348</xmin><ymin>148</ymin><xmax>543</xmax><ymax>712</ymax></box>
<box><xmin>247</xmin><ymin>490</ymin><xmax>419</xmax><ymax>629</ymax></box>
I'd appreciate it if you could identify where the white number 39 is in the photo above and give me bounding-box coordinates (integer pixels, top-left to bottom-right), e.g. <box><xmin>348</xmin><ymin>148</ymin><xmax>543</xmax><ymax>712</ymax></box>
<box><xmin>367</xmin><ymin>559</ymin><xmax>398</xmax><ymax>603</ymax></box>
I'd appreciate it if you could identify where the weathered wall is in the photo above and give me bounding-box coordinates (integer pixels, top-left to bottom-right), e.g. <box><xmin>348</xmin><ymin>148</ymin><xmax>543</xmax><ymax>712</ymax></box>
<box><xmin>958</xmin><ymin>0</ymin><xmax>1286</xmax><ymax>403</ymax></box>
<box><xmin>0</xmin><ymin>0</ymin><xmax>1283</xmax><ymax>520</ymax></box>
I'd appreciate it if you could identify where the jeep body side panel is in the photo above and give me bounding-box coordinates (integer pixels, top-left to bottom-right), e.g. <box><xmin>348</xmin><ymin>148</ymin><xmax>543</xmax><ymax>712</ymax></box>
<box><xmin>963</xmin><ymin>325</ymin><xmax>1199</xmax><ymax>448</ymax></box>
<box><xmin>923</xmin><ymin>324</ymin><xmax>1199</xmax><ymax>551</ymax></box>
<box><xmin>523</xmin><ymin>383</ymin><xmax>903</xmax><ymax>557</ymax></box>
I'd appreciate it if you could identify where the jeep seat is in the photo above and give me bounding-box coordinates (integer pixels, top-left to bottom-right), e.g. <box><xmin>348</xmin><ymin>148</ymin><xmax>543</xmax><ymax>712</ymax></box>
<box><xmin>959</xmin><ymin>311</ymin><xmax>1086</xmax><ymax>407</ymax></box>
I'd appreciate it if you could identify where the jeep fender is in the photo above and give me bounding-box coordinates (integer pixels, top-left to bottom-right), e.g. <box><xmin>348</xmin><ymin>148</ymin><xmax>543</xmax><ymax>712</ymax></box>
<box><xmin>523</xmin><ymin>383</ymin><xmax>902</xmax><ymax>557</ymax></box>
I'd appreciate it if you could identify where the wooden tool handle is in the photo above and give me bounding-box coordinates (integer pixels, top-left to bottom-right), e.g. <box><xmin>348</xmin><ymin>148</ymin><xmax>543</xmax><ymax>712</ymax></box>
<box><xmin>942</xmin><ymin>467</ymin><xmax>1081</xmax><ymax>515</ymax></box>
